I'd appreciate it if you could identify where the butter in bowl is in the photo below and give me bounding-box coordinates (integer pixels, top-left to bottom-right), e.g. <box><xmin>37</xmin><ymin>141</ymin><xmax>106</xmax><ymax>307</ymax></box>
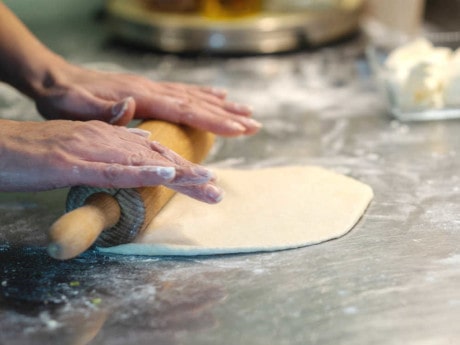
<box><xmin>367</xmin><ymin>38</ymin><xmax>460</xmax><ymax>121</ymax></box>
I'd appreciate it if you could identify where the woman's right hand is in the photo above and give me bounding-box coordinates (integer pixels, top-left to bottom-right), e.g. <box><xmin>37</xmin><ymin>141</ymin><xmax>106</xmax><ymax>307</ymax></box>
<box><xmin>0</xmin><ymin>119</ymin><xmax>223</xmax><ymax>203</ymax></box>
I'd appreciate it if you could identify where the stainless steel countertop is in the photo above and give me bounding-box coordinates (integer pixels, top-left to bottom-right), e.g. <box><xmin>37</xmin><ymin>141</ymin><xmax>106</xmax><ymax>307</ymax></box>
<box><xmin>1</xmin><ymin>15</ymin><xmax>460</xmax><ymax>345</ymax></box>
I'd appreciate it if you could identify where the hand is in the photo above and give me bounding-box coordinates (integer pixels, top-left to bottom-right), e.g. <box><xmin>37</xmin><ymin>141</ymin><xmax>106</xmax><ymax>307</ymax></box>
<box><xmin>33</xmin><ymin>60</ymin><xmax>261</xmax><ymax>136</ymax></box>
<box><xmin>0</xmin><ymin>119</ymin><xmax>223</xmax><ymax>203</ymax></box>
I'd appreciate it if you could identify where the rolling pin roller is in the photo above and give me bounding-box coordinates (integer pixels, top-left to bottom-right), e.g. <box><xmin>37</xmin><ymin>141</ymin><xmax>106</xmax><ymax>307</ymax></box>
<box><xmin>48</xmin><ymin>120</ymin><xmax>215</xmax><ymax>260</ymax></box>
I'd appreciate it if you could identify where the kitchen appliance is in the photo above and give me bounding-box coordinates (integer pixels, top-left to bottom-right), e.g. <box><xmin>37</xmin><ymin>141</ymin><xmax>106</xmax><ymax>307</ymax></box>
<box><xmin>105</xmin><ymin>0</ymin><xmax>364</xmax><ymax>54</ymax></box>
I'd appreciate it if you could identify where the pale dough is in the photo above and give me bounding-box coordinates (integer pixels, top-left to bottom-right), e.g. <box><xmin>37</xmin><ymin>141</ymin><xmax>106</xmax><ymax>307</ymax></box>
<box><xmin>99</xmin><ymin>166</ymin><xmax>373</xmax><ymax>256</ymax></box>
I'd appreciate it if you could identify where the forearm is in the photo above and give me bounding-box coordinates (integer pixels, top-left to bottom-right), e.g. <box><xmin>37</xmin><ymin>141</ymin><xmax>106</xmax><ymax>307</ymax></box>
<box><xmin>0</xmin><ymin>2</ymin><xmax>66</xmax><ymax>98</ymax></box>
<box><xmin>0</xmin><ymin>3</ymin><xmax>260</xmax><ymax>134</ymax></box>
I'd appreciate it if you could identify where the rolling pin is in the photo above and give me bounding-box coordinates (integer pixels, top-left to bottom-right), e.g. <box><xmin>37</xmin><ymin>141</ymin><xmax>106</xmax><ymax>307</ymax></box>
<box><xmin>48</xmin><ymin>120</ymin><xmax>215</xmax><ymax>260</ymax></box>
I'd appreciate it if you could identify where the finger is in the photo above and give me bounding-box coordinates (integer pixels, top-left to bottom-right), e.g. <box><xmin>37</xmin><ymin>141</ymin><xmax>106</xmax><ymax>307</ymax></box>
<box><xmin>73</xmin><ymin>163</ymin><xmax>176</xmax><ymax>189</ymax></box>
<box><xmin>167</xmin><ymin>181</ymin><xmax>224</xmax><ymax>204</ymax></box>
<box><xmin>196</xmin><ymin>85</ymin><xmax>228</xmax><ymax>99</ymax></box>
<box><xmin>136</xmin><ymin>96</ymin><xmax>261</xmax><ymax>136</ymax></box>
<box><xmin>149</xmin><ymin>84</ymin><xmax>252</xmax><ymax>116</ymax></box>
<box><xmin>82</xmin><ymin>135</ymin><xmax>213</xmax><ymax>186</ymax></box>
<box><xmin>149</xmin><ymin>141</ymin><xmax>208</xmax><ymax>169</ymax></box>
<box><xmin>149</xmin><ymin>141</ymin><xmax>215</xmax><ymax>183</ymax></box>
<box><xmin>172</xmin><ymin>166</ymin><xmax>214</xmax><ymax>185</ymax></box>
<box><xmin>124</xmin><ymin>127</ymin><xmax>151</xmax><ymax>138</ymax></box>
<box><xmin>222</xmin><ymin>101</ymin><xmax>253</xmax><ymax>116</ymax></box>
<box><xmin>109</xmin><ymin>97</ymin><xmax>136</xmax><ymax>125</ymax></box>
<box><xmin>167</xmin><ymin>102</ymin><xmax>261</xmax><ymax>137</ymax></box>
<box><xmin>195</xmin><ymin>100</ymin><xmax>261</xmax><ymax>134</ymax></box>
<box><xmin>160</xmin><ymin>82</ymin><xmax>228</xmax><ymax>100</ymax></box>
<box><xmin>37</xmin><ymin>90</ymin><xmax>136</xmax><ymax>125</ymax></box>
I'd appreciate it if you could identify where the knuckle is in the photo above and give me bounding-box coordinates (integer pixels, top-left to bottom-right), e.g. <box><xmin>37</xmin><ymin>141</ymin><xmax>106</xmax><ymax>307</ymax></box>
<box><xmin>50</xmin><ymin>148</ymin><xmax>73</xmax><ymax>165</ymax></box>
<box><xmin>65</xmin><ymin>124</ymin><xmax>94</xmax><ymax>147</ymax></box>
<box><xmin>127</xmin><ymin>152</ymin><xmax>145</xmax><ymax>166</ymax></box>
<box><xmin>150</xmin><ymin>141</ymin><xmax>167</xmax><ymax>154</ymax></box>
<box><xmin>181</xmin><ymin>111</ymin><xmax>196</xmax><ymax>122</ymax></box>
<box><xmin>70</xmin><ymin>121</ymin><xmax>109</xmax><ymax>142</ymax></box>
<box><xmin>102</xmin><ymin>164</ymin><xmax>123</xmax><ymax>187</ymax></box>
<box><xmin>177</xmin><ymin>96</ymin><xmax>193</xmax><ymax>107</ymax></box>
<box><xmin>175</xmin><ymin>98</ymin><xmax>196</xmax><ymax>121</ymax></box>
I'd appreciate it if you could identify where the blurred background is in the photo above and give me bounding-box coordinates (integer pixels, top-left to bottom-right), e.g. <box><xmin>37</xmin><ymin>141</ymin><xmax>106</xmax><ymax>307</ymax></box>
<box><xmin>3</xmin><ymin>0</ymin><xmax>102</xmax><ymax>26</ymax></box>
<box><xmin>2</xmin><ymin>0</ymin><xmax>457</xmax><ymax>55</ymax></box>
<box><xmin>0</xmin><ymin>0</ymin><xmax>432</xmax><ymax>54</ymax></box>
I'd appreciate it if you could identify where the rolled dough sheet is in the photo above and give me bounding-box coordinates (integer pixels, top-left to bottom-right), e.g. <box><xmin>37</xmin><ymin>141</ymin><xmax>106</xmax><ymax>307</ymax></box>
<box><xmin>99</xmin><ymin>166</ymin><xmax>373</xmax><ymax>256</ymax></box>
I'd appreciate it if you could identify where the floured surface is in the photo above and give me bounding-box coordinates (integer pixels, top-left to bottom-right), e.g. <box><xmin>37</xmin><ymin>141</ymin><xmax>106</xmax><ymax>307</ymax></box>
<box><xmin>100</xmin><ymin>166</ymin><xmax>373</xmax><ymax>256</ymax></box>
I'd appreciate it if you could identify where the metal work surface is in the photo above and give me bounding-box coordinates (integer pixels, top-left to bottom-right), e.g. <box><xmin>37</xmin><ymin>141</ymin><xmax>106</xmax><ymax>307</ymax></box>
<box><xmin>1</xmin><ymin>17</ymin><xmax>460</xmax><ymax>345</ymax></box>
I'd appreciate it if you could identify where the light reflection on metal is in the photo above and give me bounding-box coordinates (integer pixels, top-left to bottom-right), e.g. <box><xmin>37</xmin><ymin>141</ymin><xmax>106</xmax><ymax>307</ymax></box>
<box><xmin>105</xmin><ymin>0</ymin><xmax>363</xmax><ymax>54</ymax></box>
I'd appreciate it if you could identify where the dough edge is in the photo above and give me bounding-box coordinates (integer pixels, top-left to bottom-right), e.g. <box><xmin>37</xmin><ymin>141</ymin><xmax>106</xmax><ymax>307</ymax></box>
<box><xmin>99</xmin><ymin>166</ymin><xmax>373</xmax><ymax>256</ymax></box>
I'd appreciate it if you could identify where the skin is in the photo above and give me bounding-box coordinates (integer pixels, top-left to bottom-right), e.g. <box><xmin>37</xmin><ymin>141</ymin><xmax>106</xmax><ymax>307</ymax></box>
<box><xmin>0</xmin><ymin>2</ymin><xmax>261</xmax><ymax>203</ymax></box>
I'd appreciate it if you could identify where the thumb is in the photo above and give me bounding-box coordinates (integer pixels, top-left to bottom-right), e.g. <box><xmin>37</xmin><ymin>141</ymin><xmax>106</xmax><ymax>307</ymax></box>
<box><xmin>108</xmin><ymin>97</ymin><xmax>136</xmax><ymax>125</ymax></box>
<box><xmin>36</xmin><ymin>90</ymin><xmax>136</xmax><ymax>125</ymax></box>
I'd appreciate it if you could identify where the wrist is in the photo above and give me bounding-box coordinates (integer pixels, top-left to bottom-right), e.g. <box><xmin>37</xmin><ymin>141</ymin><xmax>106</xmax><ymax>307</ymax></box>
<box><xmin>0</xmin><ymin>2</ymin><xmax>72</xmax><ymax>100</ymax></box>
<box><xmin>9</xmin><ymin>51</ymin><xmax>70</xmax><ymax>99</ymax></box>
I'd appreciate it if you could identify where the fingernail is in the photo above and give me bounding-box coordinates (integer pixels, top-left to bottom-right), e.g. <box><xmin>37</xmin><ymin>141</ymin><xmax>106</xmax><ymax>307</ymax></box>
<box><xmin>205</xmin><ymin>184</ymin><xmax>224</xmax><ymax>203</ymax></box>
<box><xmin>156</xmin><ymin>166</ymin><xmax>176</xmax><ymax>180</ymax></box>
<box><xmin>241</xmin><ymin>117</ymin><xmax>262</xmax><ymax>129</ymax></box>
<box><xmin>127</xmin><ymin>128</ymin><xmax>151</xmax><ymax>138</ymax></box>
<box><xmin>142</xmin><ymin>166</ymin><xmax>176</xmax><ymax>180</ymax></box>
<box><xmin>211</xmin><ymin>87</ymin><xmax>227</xmax><ymax>97</ymax></box>
<box><xmin>191</xmin><ymin>166</ymin><xmax>215</xmax><ymax>181</ymax></box>
<box><xmin>207</xmin><ymin>169</ymin><xmax>217</xmax><ymax>181</ymax></box>
<box><xmin>228</xmin><ymin>121</ymin><xmax>247</xmax><ymax>133</ymax></box>
<box><xmin>110</xmin><ymin>97</ymin><xmax>133</xmax><ymax>124</ymax></box>
<box><xmin>227</xmin><ymin>102</ymin><xmax>253</xmax><ymax>114</ymax></box>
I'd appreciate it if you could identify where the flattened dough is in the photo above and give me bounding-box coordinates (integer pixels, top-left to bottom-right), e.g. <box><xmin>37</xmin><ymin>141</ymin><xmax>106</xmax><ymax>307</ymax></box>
<box><xmin>100</xmin><ymin>166</ymin><xmax>373</xmax><ymax>256</ymax></box>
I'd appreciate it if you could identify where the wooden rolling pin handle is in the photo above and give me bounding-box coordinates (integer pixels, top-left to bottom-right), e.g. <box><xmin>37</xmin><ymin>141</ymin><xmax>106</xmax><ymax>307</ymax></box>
<box><xmin>65</xmin><ymin>186</ymin><xmax>146</xmax><ymax>248</ymax></box>
<box><xmin>48</xmin><ymin>193</ymin><xmax>121</xmax><ymax>260</ymax></box>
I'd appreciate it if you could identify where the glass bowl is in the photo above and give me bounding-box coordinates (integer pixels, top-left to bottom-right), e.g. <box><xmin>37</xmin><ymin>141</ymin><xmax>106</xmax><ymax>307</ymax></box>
<box><xmin>366</xmin><ymin>42</ymin><xmax>460</xmax><ymax>121</ymax></box>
